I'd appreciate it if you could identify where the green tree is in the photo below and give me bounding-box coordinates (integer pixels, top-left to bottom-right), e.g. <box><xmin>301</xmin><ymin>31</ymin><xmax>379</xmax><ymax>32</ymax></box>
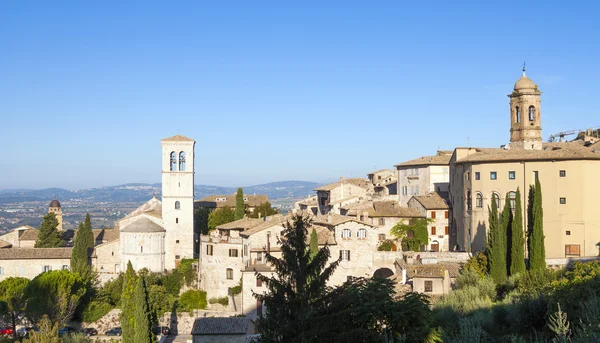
<box><xmin>391</xmin><ymin>218</ymin><xmax>431</xmax><ymax>252</ymax></box>
<box><xmin>254</xmin><ymin>214</ymin><xmax>340</xmax><ymax>342</ymax></box>
<box><xmin>207</xmin><ymin>206</ymin><xmax>236</xmax><ymax>231</ymax></box>
<box><xmin>35</xmin><ymin>212</ymin><xmax>63</xmax><ymax>248</ymax></box>
<box><xmin>133</xmin><ymin>277</ymin><xmax>155</xmax><ymax>343</ymax></box>
<box><xmin>147</xmin><ymin>284</ymin><xmax>175</xmax><ymax>326</ymax></box>
<box><xmin>529</xmin><ymin>179</ymin><xmax>546</xmax><ymax>271</ymax></box>
<box><xmin>488</xmin><ymin>195</ymin><xmax>506</xmax><ymax>284</ymax></box>
<box><xmin>247</xmin><ymin>202</ymin><xmax>279</xmax><ymax>218</ymax></box>
<box><xmin>21</xmin><ymin>315</ymin><xmax>60</xmax><ymax>343</ymax></box>
<box><xmin>194</xmin><ymin>207</ymin><xmax>212</xmax><ymax>235</ymax></box>
<box><xmin>501</xmin><ymin>192</ymin><xmax>512</xmax><ymax>277</ymax></box>
<box><xmin>71</xmin><ymin>214</ymin><xmax>95</xmax><ymax>274</ymax></box>
<box><xmin>25</xmin><ymin>270</ymin><xmax>86</xmax><ymax>325</ymax></box>
<box><xmin>510</xmin><ymin>188</ymin><xmax>526</xmax><ymax>275</ymax></box>
<box><xmin>178</xmin><ymin>290</ymin><xmax>207</xmax><ymax>314</ymax></box>
<box><xmin>120</xmin><ymin>261</ymin><xmax>137</xmax><ymax>343</ymax></box>
<box><xmin>0</xmin><ymin>277</ymin><xmax>30</xmax><ymax>340</ymax></box>
<box><xmin>464</xmin><ymin>250</ymin><xmax>489</xmax><ymax>277</ymax></box>
<box><xmin>235</xmin><ymin>188</ymin><xmax>245</xmax><ymax>220</ymax></box>
<box><xmin>309</xmin><ymin>228</ymin><xmax>318</xmax><ymax>260</ymax></box>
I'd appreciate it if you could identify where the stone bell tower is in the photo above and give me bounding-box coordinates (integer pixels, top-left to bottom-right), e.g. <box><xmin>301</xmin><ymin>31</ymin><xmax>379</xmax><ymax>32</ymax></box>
<box><xmin>508</xmin><ymin>65</ymin><xmax>543</xmax><ymax>150</ymax></box>
<box><xmin>48</xmin><ymin>198</ymin><xmax>63</xmax><ymax>231</ymax></box>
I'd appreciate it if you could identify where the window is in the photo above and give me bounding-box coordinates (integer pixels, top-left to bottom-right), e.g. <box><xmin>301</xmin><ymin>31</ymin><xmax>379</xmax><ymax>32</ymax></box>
<box><xmin>415</xmin><ymin>186</ymin><xmax>420</xmax><ymax>194</ymax></box>
<box><xmin>141</xmin><ymin>246</ymin><xmax>143</xmax><ymax>253</ymax></box>
<box><xmin>256</xmin><ymin>252</ymin><xmax>263</xmax><ymax>263</ymax></box>
<box><xmin>490</xmin><ymin>172</ymin><xmax>497</xmax><ymax>180</ymax></box>
<box><xmin>340</xmin><ymin>250</ymin><xmax>351</xmax><ymax>261</ymax></box>
<box><xmin>529</xmin><ymin>106</ymin><xmax>535</xmax><ymax>121</ymax></box>
<box><xmin>178</xmin><ymin>151</ymin><xmax>186</xmax><ymax>171</ymax></box>
<box><xmin>229</xmin><ymin>249</ymin><xmax>239</xmax><ymax>257</ymax></box>
<box><xmin>445</xmin><ymin>211</ymin><xmax>449</xmax><ymax>219</ymax></box>
<box><xmin>466</xmin><ymin>172</ymin><xmax>470</xmax><ymax>181</ymax></box>
<box><xmin>359</xmin><ymin>215</ymin><xmax>364</xmax><ymax>221</ymax></box>
<box><xmin>475</xmin><ymin>172</ymin><xmax>480</xmax><ymax>180</ymax></box>
<box><xmin>476</xmin><ymin>193</ymin><xmax>483</xmax><ymax>208</ymax></box>
<box><xmin>169</xmin><ymin>151</ymin><xmax>177</xmax><ymax>171</ymax></box>
<box><xmin>175</xmin><ymin>255</ymin><xmax>181</xmax><ymax>260</ymax></box>
<box><xmin>341</xmin><ymin>229</ymin><xmax>352</xmax><ymax>240</ymax></box>
<box><xmin>509</xmin><ymin>171</ymin><xmax>516</xmax><ymax>180</ymax></box>
<box><xmin>176</xmin><ymin>218</ymin><xmax>178</xmax><ymax>224</ymax></box>
<box><xmin>424</xmin><ymin>280</ymin><xmax>433</xmax><ymax>293</ymax></box>
<box><xmin>379</xmin><ymin>218</ymin><xmax>385</xmax><ymax>225</ymax></box>
<box><xmin>226</xmin><ymin>268</ymin><xmax>233</xmax><ymax>280</ymax></box>
<box><xmin>431</xmin><ymin>227</ymin><xmax>436</xmax><ymax>235</ymax></box>
<box><xmin>565</xmin><ymin>244</ymin><xmax>580</xmax><ymax>256</ymax></box>
<box><xmin>256</xmin><ymin>277</ymin><xmax>262</xmax><ymax>287</ymax></box>
<box><xmin>560</xmin><ymin>170</ymin><xmax>566</xmax><ymax>177</ymax></box>
<box><xmin>176</xmin><ymin>240</ymin><xmax>180</xmax><ymax>244</ymax></box>
<box><xmin>257</xmin><ymin>300</ymin><xmax>263</xmax><ymax>317</ymax></box>
<box><xmin>62</xmin><ymin>265</ymin><xmax>69</xmax><ymax>270</ymax></box>
<box><xmin>431</xmin><ymin>211</ymin><xmax>436</xmax><ymax>219</ymax></box>
<box><xmin>492</xmin><ymin>193</ymin><xmax>500</xmax><ymax>208</ymax></box>
<box><xmin>566</xmin><ymin>231</ymin><xmax>571</xmax><ymax>236</ymax></box>
<box><xmin>378</xmin><ymin>233</ymin><xmax>386</xmax><ymax>241</ymax></box>
<box><xmin>112</xmin><ymin>252</ymin><xmax>114</xmax><ymax>256</ymax></box>
<box><xmin>175</xmin><ymin>201</ymin><xmax>180</xmax><ymax>210</ymax></box>
<box><xmin>466</xmin><ymin>190</ymin><xmax>472</xmax><ymax>210</ymax></box>
<box><xmin>508</xmin><ymin>192</ymin><xmax>517</xmax><ymax>209</ymax></box>
<box><xmin>445</xmin><ymin>226</ymin><xmax>449</xmax><ymax>235</ymax></box>
<box><xmin>0</xmin><ymin>267</ymin><xmax>3</xmax><ymax>275</ymax></box>
<box><xmin>357</xmin><ymin>228</ymin><xmax>367</xmax><ymax>240</ymax></box>
<box><xmin>516</xmin><ymin>106</ymin><xmax>521</xmax><ymax>123</ymax></box>
<box><xmin>560</xmin><ymin>197</ymin><xmax>567</xmax><ymax>204</ymax></box>
<box><xmin>207</xmin><ymin>245</ymin><xmax>214</xmax><ymax>256</ymax></box>
<box><xmin>43</xmin><ymin>266</ymin><xmax>52</xmax><ymax>272</ymax></box>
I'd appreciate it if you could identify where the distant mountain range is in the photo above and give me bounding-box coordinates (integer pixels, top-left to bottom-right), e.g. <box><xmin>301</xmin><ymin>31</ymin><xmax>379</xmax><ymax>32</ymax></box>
<box><xmin>0</xmin><ymin>181</ymin><xmax>322</xmax><ymax>204</ymax></box>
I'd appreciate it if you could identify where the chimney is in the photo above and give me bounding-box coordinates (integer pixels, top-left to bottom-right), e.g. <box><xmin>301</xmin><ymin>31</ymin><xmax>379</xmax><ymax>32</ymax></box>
<box><xmin>267</xmin><ymin>232</ymin><xmax>271</xmax><ymax>254</ymax></box>
<box><xmin>340</xmin><ymin>176</ymin><xmax>344</xmax><ymax>183</ymax></box>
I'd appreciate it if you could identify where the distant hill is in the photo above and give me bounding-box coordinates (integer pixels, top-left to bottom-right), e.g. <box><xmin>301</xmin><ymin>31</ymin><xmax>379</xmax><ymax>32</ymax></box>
<box><xmin>0</xmin><ymin>181</ymin><xmax>321</xmax><ymax>204</ymax></box>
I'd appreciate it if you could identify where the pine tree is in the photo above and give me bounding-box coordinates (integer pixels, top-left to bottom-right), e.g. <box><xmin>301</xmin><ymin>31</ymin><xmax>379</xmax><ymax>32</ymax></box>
<box><xmin>500</xmin><ymin>192</ymin><xmax>512</xmax><ymax>277</ymax></box>
<box><xmin>510</xmin><ymin>188</ymin><xmax>526</xmax><ymax>275</ymax></box>
<box><xmin>133</xmin><ymin>277</ymin><xmax>155</xmax><ymax>343</ymax></box>
<box><xmin>35</xmin><ymin>212</ymin><xmax>63</xmax><ymax>248</ymax></box>
<box><xmin>487</xmin><ymin>196</ymin><xmax>506</xmax><ymax>284</ymax></box>
<box><xmin>309</xmin><ymin>228</ymin><xmax>318</xmax><ymax>261</ymax></box>
<box><xmin>120</xmin><ymin>261</ymin><xmax>137</xmax><ymax>343</ymax></box>
<box><xmin>529</xmin><ymin>178</ymin><xmax>546</xmax><ymax>271</ymax></box>
<box><xmin>235</xmin><ymin>188</ymin><xmax>245</xmax><ymax>220</ymax></box>
<box><xmin>71</xmin><ymin>214</ymin><xmax>95</xmax><ymax>274</ymax></box>
<box><xmin>254</xmin><ymin>214</ymin><xmax>339</xmax><ymax>342</ymax></box>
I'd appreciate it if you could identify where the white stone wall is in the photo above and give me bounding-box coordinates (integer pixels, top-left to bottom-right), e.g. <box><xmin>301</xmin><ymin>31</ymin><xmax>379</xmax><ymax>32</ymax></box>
<box><xmin>0</xmin><ymin>257</ymin><xmax>72</xmax><ymax>281</ymax></box>
<box><xmin>199</xmin><ymin>238</ymin><xmax>244</xmax><ymax>298</ymax></box>
<box><xmin>397</xmin><ymin>165</ymin><xmax>449</xmax><ymax>205</ymax></box>
<box><xmin>121</xmin><ymin>232</ymin><xmax>165</xmax><ymax>272</ymax></box>
<box><xmin>407</xmin><ymin>199</ymin><xmax>450</xmax><ymax>252</ymax></box>
<box><xmin>94</xmin><ymin>240</ymin><xmax>122</xmax><ymax>274</ymax></box>
<box><xmin>430</xmin><ymin>165</ymin><xmax>450</xmax><ymax>193</ymax></box>
<box><xmin>412</xmin><ymin>275</ymin><xmax>450</xmax><ymax>295</ymax></box>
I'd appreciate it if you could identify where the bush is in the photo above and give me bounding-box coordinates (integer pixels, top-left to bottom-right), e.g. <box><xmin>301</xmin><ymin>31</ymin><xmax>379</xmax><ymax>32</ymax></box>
<box><xmin>82</xmin><ymin>300</ymin><xmax>113</xmax><ymax>323</ymax></box>
<box><xmin>178</xmin><ymin>290</ymin><xmax>207</xmax><ymax>314</ymax></box>
<box><xmin>228</xmin><ymin>278</ymin><xmax>242</xmax><ymax>295</ymax></box>
<box><xmin>208</xmin><ymin>296</ymin><xmax>229</xmax><ymax>306</ymax></box>
<box><xmin>62</xmin><ymin>333</ymin><xmax>93</xmax><ymax>343</ymax></box>
<box><xmin>177</xmin><ymin>259</ymin><xmax>198</xmax><ymax>287</ymax></box>
<box><xmin>377</xmin><ymin>240</ymin><xmax>397</xmax><ymax>251</ymax></box>
<box><xmin>464</xmin><ymin>250</ymin><xmax>489</xmax><ymax>277</ymax></box>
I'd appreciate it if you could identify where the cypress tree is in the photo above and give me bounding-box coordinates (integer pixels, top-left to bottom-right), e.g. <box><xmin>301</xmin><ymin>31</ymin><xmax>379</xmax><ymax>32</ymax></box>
<box><xmin>235</xmin><ymin>188</ymin><xmax>245</xmax><ymax>220</ymax></box>
<box><xmin>71</xmin><ymin>214</ymin><xmax>95</xmax><ymax>273</ymax></box>
<box><xmin>133</xmin><ymin>277</ymin><xmax>155</xmax><ymax>343</ymax></box>
<box><xmin>488</xmin><ymin>196</ymin><xmax>506</xmax><ymax>284</ymax></box>
<box><xmin>309</xmin><ymin>228</ymin><xmax>319</xmax><ymax>261</ymax></box>
<box><xmin>529</xmin><ymin>179</ymin><xmax>546</xmax><ymax>271</ymax></box>
<box><xmin>500</xmin><ymin>193</ymin><xmax>512</xmax><ymax>277</ymax></box>
<box><xmin>120</xmin><ymin>261</ymin><xmax>137</xmax><ymax>343</ymax></box>
<box><xmin>35</xmin><ymin>212</ymin><xmax>63</xmax><ymax>248</ymax></box>
<box><xmin>510</xmin><ymin>188</ymin><xmax>526</xmax><ymax>275</ymax></box>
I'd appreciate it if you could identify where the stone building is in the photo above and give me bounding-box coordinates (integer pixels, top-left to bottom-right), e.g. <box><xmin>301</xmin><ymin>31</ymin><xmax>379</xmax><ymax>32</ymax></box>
<box><xmin>48</xmin><ymin>198</ymin><xmax>63</xmax><ymax>231</ymax></box>
<box><xmin>294</xmin><ymin>195</ymin><xmax>319</xmax><ymax>215</ymax></box>
<box><xmin>191</xmin><ymin>317</ymin><xmax>251</xmax><ymax>343</ymax></box>
<box><xmin>195</xmin><ymin>195</ymin><xmax>269</xmax><ymax>214</ymax></box>
<box><xmin>408</xmin><ymin>193</ymin><xmax>450</xmax><ymax>252</ymax></box>
<box><xmin>449</xmin><ymin>69</ymin><xmax>600</xmax><ymax>259</ymax></box>
<box><xmin>368</xmin><ymin>169</ymin><xmax>397</xmax><ymax>199</ymax></box>
<box><xmin>314</xmin><ymin>177</ymin><xmax>372</xmax><ymax>215</ymax></box>
<box><xmin>0</xmin><ymin>248</ymin><xmax>96</xmax><ymax>281</ymax></box>
<box><xmin>395</xmin><ymin>151</ymin><xmax>451</xmax><ymax>206</ymax></box>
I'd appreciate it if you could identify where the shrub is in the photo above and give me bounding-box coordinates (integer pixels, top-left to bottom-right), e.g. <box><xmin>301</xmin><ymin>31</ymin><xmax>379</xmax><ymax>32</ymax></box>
<box><xmin>178</xmin><ymin>290</ymin><xmax>207</xmax><ymax>314</ymax></box>
<box><xmin>464</xmin><ymin>250</ymin><xmax>489</xmax><ymax>277</ymax></box>
<box><xmin>62</xmin><ymin>333</ymin><xmax>93</xmax><ymax>343</ymax></box>
<box><xmin>377</xmin><ymin>240</ymin><xmax>397</xmax><ymax>251</ymax></box>
<box><xmin>208</xmin><ymin>296</ymin><xmax>229</xmax><ymax>306</ymax></box>
<box><xmin>82</xmin><ymin>300</ymin><xmax>113</xmax><ymax>323</ymax></box>
<box><xmin>228</xmin><ymin>278</ymin><xmax>242</xmax><ymax>295</ymax></box>
<box><xmin>177</xmin><ymin>259</ymin><xmax>198</xmax><ymax>287</ymax></box>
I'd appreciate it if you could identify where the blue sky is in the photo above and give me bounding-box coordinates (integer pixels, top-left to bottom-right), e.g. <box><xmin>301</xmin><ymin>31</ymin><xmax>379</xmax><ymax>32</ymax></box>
<box><xmin>1</xmin><ymin>1</ymin><xmax>599</xmax><ymax>190</ymax></box>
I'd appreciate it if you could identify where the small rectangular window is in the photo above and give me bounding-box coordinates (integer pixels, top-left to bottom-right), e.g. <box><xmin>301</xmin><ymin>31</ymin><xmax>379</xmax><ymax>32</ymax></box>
<box><xmin>0</xmin><ymin>267</ymin><xmax>3</xmax><ymax>275</ymax></box>
<box><xmin>379</xmin><ymin>218</ymin><xmax>385</xmax><ymax>225</ymax></box>
<box><xmin>207</xmin><ymin>245</ymin><xmax>214</xmax><ymax>256</ymax></box>
<box><xmin>175</xmin><ymin>255</ymin><xmax>181</xmax><ymax>260</ymax></box>
<box><xmin>560</xmin><ymin>170</ymin><xmax>566</xmax><ymax>177</ymax></box>
<box><xmin>378</xmin><ymin>233</ymin><xmax>386</xmax><ymax>241</ymax></box>
<box><xmin>431</xmin><ymin>227</ymin><xmax>436</xmax><ymax>235</ymax></box>
<box><xmin>141</xmin><ymin>246</ymin><xmax>143</xmax><ymax>253</ymax></box>
<box><xmin>43</xmin><ymin>266</ymin><xmax>52</xmax><ymax>272</ymax></box>
<box><xmin>339</xmin><ymin>250</ymin><xmax>351</xmax><ymax>261</ymax></box>
<box><xmin>226</xmin><ymin>269</ymin><xmax>233</xmax><ymax>280</ymax></box>
<box><xmin>566</xmin><ymin>231</ymin><xmax>571</xmax><ymax>236</ymax></box>
<box><xmin>176</xmin><ymin>240</ymin><xmax>180</xmax><ymax>244</ymax></box>
<box><xmin>560</xmin><ymin>198</ymin><xmax>567</xmax><ymax>205</ymax></box>
<box><xmin>229</xmin><ymin>249</ymin><xmax>239</xmax><ymax>257</ymax></box>
<box><xmin>490</xmin><ymin>172</ymin><xmax>497</xmax><ymax>180</ymax></box>
<box><xmin>62</xmin><ymin>265</ymin><xmax>69</xmax><ymax>270</ymax></box>
<box><xmin>415</xmin><ymin>186</ymin><xmax>419</xmax><ymax>194</ymax></box>
<box><xmin>509</xmin><ymin>171</ymin><xmax>516</xmax><ymax>180</ymax></box>
<box><xmin>176</xmin><ymin>218</ymin><xmax>179</xmax><ymax>224</ymax></box>
<box><xmin>475</xmin><ymin>172</ymin><xmax>480</xmax><ymax>180</ymax></box>
<box><xmin>244</xmin><ymin>244</ymin><xmax>248</xmax><ymax>257</ymax></box>
<box><xmin>445</xmin><ymin>226</ymin><xmax>449</xmax><ymax>235</ymax></box>
<box><xmin>431</xmin><ymin>211</ymin><xmax>436</xmax><ymax>219</ymax></box>
<box><xmin>565</xmin><ymin>244</ymin><xmax>580</xmax><ymax>256</ymax></box>
<box><xmin>256</xmin><ymin>277</ymin><xmax>262</xmax><ymax>287</ymax></box>
<box><xmin>424</xmin><ymin>280</ymin><xmax>433</xmax><ymax>292</ymax></box>
<box><xmin>445</xmin><ymin>211</ymin><xmax>449</xmax><ymax>219</ymax></box>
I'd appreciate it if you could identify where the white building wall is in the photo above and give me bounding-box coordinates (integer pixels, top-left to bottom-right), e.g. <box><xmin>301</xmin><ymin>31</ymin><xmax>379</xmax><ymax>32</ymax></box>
<box><xmin>121</xmin><ymin>232</ymin><xmax>165</xmax><ymax>272</ymax></box>
<box><xmin>429</xmin><ymin>165</ymin><xmax>450</xmax><ymax>193</ymax></box>
<box><xmin>0</xmin><ymin>258</ymin><xmax>73</xmax><ymax>281</ymax></box>
<box><xmin>94</xmin><ymin>240</ymin><xmax>122</xmax><ymax>274</ymax></box>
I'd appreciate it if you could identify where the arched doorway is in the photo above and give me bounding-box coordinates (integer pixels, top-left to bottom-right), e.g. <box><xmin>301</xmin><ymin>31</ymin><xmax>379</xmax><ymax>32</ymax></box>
<box><xmin>373</xmin><ymin>267</ymin><xmax>394</xmax><ymax>279</ymax></box>
<box><xmin>431</xmin><ymin>241</ymin><xmax>440</xmax><ymax>252</ymax></box>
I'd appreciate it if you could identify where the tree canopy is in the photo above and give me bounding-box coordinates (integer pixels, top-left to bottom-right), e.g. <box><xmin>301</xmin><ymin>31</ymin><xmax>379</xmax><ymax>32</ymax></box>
<box><xmin>247</xmin><ymin>202</ymin><xmax>279</xmax><ymax>218</ymax></box>
<box><xmin>528</xmin><ymin>179</ymin><xmax>546</xmax><ymax>271</ymax></box>
<box><xmin>0</xmin><ymin>277</ymin><xmax>30</xmax><ymax>340</ymax></box>
<box><xmin>510</xmin><ymin>188</ymin><xmax>526</xmax><ymax>275</ymax></box>
<box><xmin>207</xmin><ymin>206</ymin><xmax>236</xmax><ymax>231</ymax></box>
<box><xmin>35</xmin><ymin>212</ymin><xmax>63</xmax><ymax>248</ymax></box>
<box><xmin>71</xmin><ymin>213</ymin><xmax>95</xmax><ymax>275</ymax></box>
<box><xmin>121</xmin><ymin>261</ymin><xmax>137</xmax><ymax>343</ymax></box>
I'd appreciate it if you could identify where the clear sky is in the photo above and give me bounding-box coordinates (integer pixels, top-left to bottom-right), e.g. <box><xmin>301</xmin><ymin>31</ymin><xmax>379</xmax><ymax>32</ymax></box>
<box><xmin>1</xmin><ymin>1</ymin><xmax>599</xmax><ymax>190</ymax></box>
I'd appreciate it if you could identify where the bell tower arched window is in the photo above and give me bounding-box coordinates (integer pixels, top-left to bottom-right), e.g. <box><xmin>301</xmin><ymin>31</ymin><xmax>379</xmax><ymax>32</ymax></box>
<box><xmin>179</xmin><ymin>152</ymin><xmax>186</xmax><ymax>171</ymax></box>
<box><xmin>515</xmin><ymin>107</ymin><xmax>521</xmax><ymax>123</ymax></box>
<box><xmin>170</xmin><ymin>152</ymin><xmax>177</xmax><ymax>171</ymax></box>
<box><xmin>529</xmin><ymin>106</ymin><xmax>535</xmax><ymax>121</ymax></box>
<box><xmin>175</xmin><ymin>201</ymin><xmax>180</xmax><ymax>210</ymax></box>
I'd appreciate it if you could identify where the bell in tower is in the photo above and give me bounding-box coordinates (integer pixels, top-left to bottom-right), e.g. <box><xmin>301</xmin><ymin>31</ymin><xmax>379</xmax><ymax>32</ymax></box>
<box><xmin>508</xmin><ymin>64</ymin><xmax>543</xmax><ymax>150</ymax></box>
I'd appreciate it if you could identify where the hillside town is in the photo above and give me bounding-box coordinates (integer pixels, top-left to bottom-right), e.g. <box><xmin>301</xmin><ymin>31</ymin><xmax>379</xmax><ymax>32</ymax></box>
<box><xmin>2</xmin><ymin>69</ymin><xmax>600</xmax><ymax>342</ymax></box>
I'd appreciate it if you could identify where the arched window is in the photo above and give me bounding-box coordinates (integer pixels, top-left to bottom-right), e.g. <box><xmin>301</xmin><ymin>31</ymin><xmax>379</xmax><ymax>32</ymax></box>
<box><xmin>508</xmin><ymin>191</ymin><xmax>517</xmax><ymax>210</ymax></box>
<box><xmin>179</xmin><ymin>151</ymin><xmax>186</xmax><ymax>171</ymax></box>
<box><xmin>175</xmin><ymin>201</ymin><xmax>180</xmax><ymax>210</ymax></box>
<box><xmin>357</xmin><ymin>228</ymin><xmax>367</xmax><ymax>240</ymax></box>
<box><xmin>341</xmin><ymin>229</ymin><xmax>352</xmax><ymax>240</ymax></box>
<box><xmin>476</xmin><ymin>193</ymin><xmax>483</xmax><ymax>208</ymax></box>
<box><xmin>529</xmin><ymin>106</ymin><xmax>535</xmax><ymax>121</ymax></box>
<box><xmin>226</xmin><ymin>268</ymin><xmax>233</xmax><ymax>280</ymax></box>
<box><xmin>492</xmin><ymin>193</ymin><xmax>501</xmax><ymax>208</ymax></box>
<box><xmin>170</xmin><ymin>151</ymin><xmax>177</xmax><ymax>171</ymax></box>
<box><xmin>516</xmin><ymin>107</ymin><xmax>521</xmax><ymax>123</ymax></box>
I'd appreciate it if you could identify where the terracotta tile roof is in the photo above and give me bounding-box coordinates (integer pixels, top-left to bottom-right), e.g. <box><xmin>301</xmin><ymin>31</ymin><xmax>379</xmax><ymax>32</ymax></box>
<box><xmin>297</xmin><ymin>197</ymin><xmax>318</xmax><ymax>207</ymax></box>
<box><xmin>216</xmin><ymin>217</ymin><xmax>263</xmax><ymax>231</ymax></box>
<box><xmin>19</xmin><ymin>229</ymin><xmax>39</xmax><ymax>241</ymax></box>
<box><xmin>0</xmin><ymin>240</ymin><xmax>12</xmax><ymax>248</ymax></box>
<box><xmin>312</xmin><ymin>213</ymin><xmax>374</xmax><ymax>227</ymax></box>
<box><xmin>313</xmin><ymin>226</ymin><xmax>336</xmax><ymax>245</ymax></box>
<box><xmin>191</xmin><ymin>317</ymin><xmax>249</xmax><ymax>335</ymax></box>
<box><xmin>368</xmin><ymin>169</ymin><xmax>394</xmax><ymax>175</ymax></box>
<box><xmin>0</xmin><ymin>247</ymin><xmax>94</xmax><ymax>260</ymax></box>
<box><xmin>240</xmin><ymin>215</ymin><xmax>290</xmax><ymax>237</ymax></box>
<box><xmin>161</xmin><ymin>134</ymin><xmax>195</xmax><ymax>142</ymax></box>
<box><xmin>395</xmin><ymin>153</ymin><xmax>451</xmax><ymax>168</ymax></box>
<box><xmin>412</xmin><ymin>193</ymin><xmax>449</xmax><ymax>210</ymax></box>
<box><xmin>196</xmin><ymin>195</ymin><xmax>269</xmax><ymax>208</ymax></box>
<box><xmin>455</xmin><ymin>141</ymin><xmax>600</xmax><ymax>164</ymax></box>
<box><xmin>88</xmin><ymin>229</ymin><xmax>120</xmax><ymax>242</ymax></box>
<box><xmin>314</xmin><ymin>178</ymin><xmax>371</xmax><ymax>191</ymax></box>
<box><xmin>342</xmin><ymin>201</ymin><xmax>423</xmax><ymax>218</ymax></box>
<box><xmin>120</xmin><ymin>217</ymin><xmax>165</xmax><ymax>233</ymax></box>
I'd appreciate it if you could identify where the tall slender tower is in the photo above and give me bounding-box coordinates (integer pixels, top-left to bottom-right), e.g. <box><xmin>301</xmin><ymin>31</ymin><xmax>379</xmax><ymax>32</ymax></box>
<box><xmin>508</xmin><ymin>65</ymin><xmax>543</xmax><ymax>150</ymax></box>
<box><xmin>161</xmin><ymin>134</ymin><xmax>195</xmax><ymax>270</ymax></box>
<box><xmin>48</xmin><ymin>198</ymin><xmax>63</xmax><ymax>231</ymax></box>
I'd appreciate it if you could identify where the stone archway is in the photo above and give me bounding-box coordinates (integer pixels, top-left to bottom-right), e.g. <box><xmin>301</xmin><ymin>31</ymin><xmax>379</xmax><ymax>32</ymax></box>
<box><xmin>373</xmin><ymin>267</ymin><xmax>394</xmax><ymax>279</ymax></box>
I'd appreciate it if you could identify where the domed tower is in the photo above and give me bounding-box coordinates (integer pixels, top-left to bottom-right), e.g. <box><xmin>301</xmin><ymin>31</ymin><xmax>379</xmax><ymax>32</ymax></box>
<box><xmin>48</xmin><ymin>198</ymin><xmax>63</xmax><ymax>231</ymax></box>
<box><xmin>508</xmin><ymin>65</ymin><xmax>543</xmax><ymax>150</ymax></box>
